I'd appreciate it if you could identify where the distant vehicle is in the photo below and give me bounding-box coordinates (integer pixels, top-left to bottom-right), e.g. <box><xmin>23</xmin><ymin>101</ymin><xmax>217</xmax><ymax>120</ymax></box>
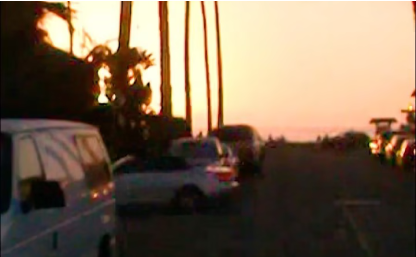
<box><xmin>169</xmin><ymin>137</ymin><xmax>238</xmax><ymax>179</ymax></box>
<box><xmin>384</xmin><ymin>134</ymin><xmax>411</xmax><ymax>165</ymax></box>
<box><xmin>396</xmin><ymin>138</ymin><xmax>415</xmax><ymax>170</ymax></box>
<box><xmin>1</xmin><ymin>119</ymin><xmax>118</xmax><ymax>257</ymax></box>
<box><xmin>371</xmin><ymin>131</ymin><xmax>402</xmax><ymax>159</ymax></box>
<box><xmin>209</xmin><ymin>125</ymin><xmax>265</xmax><ymax>175</ymax></box>
<box><xmin>113</xmin><ymin>155</ymin><xmax>239</xmax><ymax>213</ymax></box>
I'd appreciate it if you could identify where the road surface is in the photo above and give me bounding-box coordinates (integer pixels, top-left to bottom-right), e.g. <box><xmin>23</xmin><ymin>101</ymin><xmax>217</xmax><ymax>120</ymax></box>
<box><xmin>118</xmin><ymin>144</ymin><xmax>415</xmax><ymax>257</ymax></box>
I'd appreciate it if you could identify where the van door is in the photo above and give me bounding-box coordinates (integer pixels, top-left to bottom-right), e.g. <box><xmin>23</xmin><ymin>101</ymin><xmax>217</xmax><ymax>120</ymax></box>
<box><xmin>35</xmin><ymin>131</ymin><xmax>114</xmax><ymax>257</ymax></box>
<box><xmin>2</xmin><ymin>135</ymin><xmax>56</xmax><ymax>257</ymax></box>
<box><xmin>73</xmin><ymin>133</ymin><xmax>115</xmax><ymax>256</ymax></box>
<box><xmin>34</xmin><ymin>131</ymin><xmax>85</xmax><ymax>257</ymax></box>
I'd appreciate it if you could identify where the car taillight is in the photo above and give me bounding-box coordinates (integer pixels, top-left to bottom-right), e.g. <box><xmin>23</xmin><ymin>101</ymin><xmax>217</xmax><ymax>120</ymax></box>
<box><xmin>215</xmin><ymin>171</ymin><xmax>234</xmax><ymax>182</ymax></box>
<box><xmin>206</xmin><ymin>165</ymin><xmax>235</xmax><ymax>182</ymax></box>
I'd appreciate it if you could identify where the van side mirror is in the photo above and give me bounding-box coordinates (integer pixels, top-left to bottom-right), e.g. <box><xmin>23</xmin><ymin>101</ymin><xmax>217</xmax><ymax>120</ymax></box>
<box><xmin>22</xmin><ymin>180</ymin><xmax>66</xmax><ymax>213</ymax></box>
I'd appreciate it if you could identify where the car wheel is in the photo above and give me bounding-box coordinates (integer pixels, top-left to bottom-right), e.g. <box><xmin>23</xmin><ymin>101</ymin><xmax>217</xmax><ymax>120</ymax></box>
<box><xmin>174</xmin><ymin>187</ymin><xmax>204</xmax><ymax>214</ymax></box>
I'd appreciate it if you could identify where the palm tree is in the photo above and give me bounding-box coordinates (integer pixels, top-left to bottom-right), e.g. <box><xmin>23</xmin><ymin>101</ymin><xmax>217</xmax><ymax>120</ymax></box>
<box><xmin>1</xmin><ymin>2</ymin><xmax>71</xmax><ymax>45</ymax></box>
<box><xmin>85</xmin><ymin>45</ymin><xmax>155</xmax><ymax>111</ymax></box>
<box><xmin>200</xmin><ymin>1</ymin><xmax>213</xmax><ymax>132</ymax></box>
<box><xmin>214</xmin><ymin>1</ymin><xmax>224</xmax><ymax>128</ymax></box>
<box><xmin>67</xmin><ymin>1</ymin><xmax>74</xmax><ymax>55</ymax></box>
<box><xmin>159</xmin><ymin>1</ymin><xmax>172</xmax><ymax>117</ymax></box>
<box><xmin>184</xmin><ymin>1</ymin><xmax>193</xmax><ymax>132</ymax></box>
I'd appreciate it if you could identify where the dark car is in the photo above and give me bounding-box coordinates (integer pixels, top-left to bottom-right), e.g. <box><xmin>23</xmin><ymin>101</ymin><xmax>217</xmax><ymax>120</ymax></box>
<box><xmin>209</xmin><ymin>125</ymin><xmax>265</xmax><ymax>174</ymax></box>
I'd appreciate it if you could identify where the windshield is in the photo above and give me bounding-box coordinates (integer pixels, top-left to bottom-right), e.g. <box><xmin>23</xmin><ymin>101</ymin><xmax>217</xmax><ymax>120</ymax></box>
<box><xmin>1</xmin><ymin>133</ymin><xmax>12</xmax><ymax>214</ymax></box>
<box><xmin>179</xmin><ymin>141</ymin><xmax>220</xmax><ymax>160</ymax></box>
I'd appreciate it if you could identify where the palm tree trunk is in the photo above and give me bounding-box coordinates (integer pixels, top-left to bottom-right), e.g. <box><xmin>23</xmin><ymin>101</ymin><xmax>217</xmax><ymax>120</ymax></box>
<box><xmin>201</xmin><ymin>1</ymin><xmax>212</xmax><ymax>132</ymax></box>
<box><xmin>117</xmin><ymin>1</ymin><xmax>132</xmax><ymax>98</ymax></box>
<box><xmin>67</xmin><ymin>1</ymin><xmax>73</xmax><ymax>55</ymax></box>
<box><xmin>214</xmin><ymin>1</ymin><xmax>224</xmax><ymax>128</ymax></box>
<box><xmin>184</xmin><ymin>1</ymin><xmax>192</xmax><ymax>133</ymax></box>
<box><xmin>159</xmin><ymin>1</ymin><xmax>172</xmax><ymax>117</ymax></box>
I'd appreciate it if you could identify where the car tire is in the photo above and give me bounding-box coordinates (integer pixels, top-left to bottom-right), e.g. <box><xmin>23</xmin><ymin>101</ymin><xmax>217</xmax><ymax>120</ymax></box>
<box><xmin>174</xmin><ymin>187</ymin><xmax>204</xmax><ymax>214</ymax></box>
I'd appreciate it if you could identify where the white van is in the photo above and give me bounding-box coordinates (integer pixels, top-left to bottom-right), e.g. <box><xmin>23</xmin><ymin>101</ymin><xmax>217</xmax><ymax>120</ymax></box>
<box><xmin>1</xmin><ymin>119</ymin><xmax>118</xmax><ymax>257</ymax></box>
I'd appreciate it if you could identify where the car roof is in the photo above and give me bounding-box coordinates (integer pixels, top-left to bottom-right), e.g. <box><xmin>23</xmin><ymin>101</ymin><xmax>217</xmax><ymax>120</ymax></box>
<box><xmin>210</xmin><ymin>124</ymin><xmax>254</xmax><ymax>132</ymax></box>
<box><xmin>172</xmin><ymin>136</ymin><xmax>219</xmax><ymax>144</ymax></box>
<box><xmin>1</xmin><ymin>119</ymin><xmax>96</xmax><ymax>134</ymax></box>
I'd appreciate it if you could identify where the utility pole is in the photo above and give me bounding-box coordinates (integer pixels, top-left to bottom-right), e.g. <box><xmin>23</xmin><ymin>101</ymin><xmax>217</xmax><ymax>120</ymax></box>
<box><xmin>214</xmin><ymin>1</ymin><xmax>224</xmax><ymax>128</ymax></box>
<box><xmin>159</xmin><ymin>1</ymin><xmax>172</xmax><ymax>117</ymax></box>
<box><xmin>184</xmin><ymin>1</ymin><xmax>192</xmax><ymax>132</ymax></box>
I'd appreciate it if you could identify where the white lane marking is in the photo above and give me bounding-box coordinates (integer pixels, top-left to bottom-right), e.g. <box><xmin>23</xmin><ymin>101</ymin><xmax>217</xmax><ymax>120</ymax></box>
<box><xmin>334</xmin><ymin>199</ymin><xmax>377</xmax><ymax>257</ymax></box>
<box><xmin>334</xmin><ymin>199</ymin><xmax>380</xmax><ymax>206</ymax></box>
<box><xmin>341</xmin><ymin>205</ymin><xmax>374</xmax><ymax>257</ymax></box>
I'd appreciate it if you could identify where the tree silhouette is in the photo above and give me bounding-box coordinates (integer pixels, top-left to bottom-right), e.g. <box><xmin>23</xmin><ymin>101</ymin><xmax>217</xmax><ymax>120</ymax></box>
<box><xmin>1</xmin><ymin>2</ymin><xmax>96</xmax><ymax>120</ymax></box>
<box><xmin>85</xmin><ymin>45</ymin><xmax>154</xmax><ymax>112</ymax></box>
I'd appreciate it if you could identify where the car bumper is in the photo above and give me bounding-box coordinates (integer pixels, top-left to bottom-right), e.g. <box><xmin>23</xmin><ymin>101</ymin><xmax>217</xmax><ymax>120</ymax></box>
<box><xmin>205</xmin><ymin>181</ymin><xmax>239</xmax><ymax>204</ymax></box>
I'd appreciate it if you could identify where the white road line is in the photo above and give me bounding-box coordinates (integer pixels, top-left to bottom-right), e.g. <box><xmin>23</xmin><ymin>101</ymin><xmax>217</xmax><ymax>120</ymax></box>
<box><xmin>334</xmin><ymin>199</ymin><xmax>380</xmax><ymax>206</ymax></box>
<box><xmin>334</xmin><ymin>199</ymin><xmax>377</xmax><ymax>257</ymax></box>
<box><xmin>341</xmin><ymin>205</ymin><xmax>374</xmax><ymax>257</ymax></box>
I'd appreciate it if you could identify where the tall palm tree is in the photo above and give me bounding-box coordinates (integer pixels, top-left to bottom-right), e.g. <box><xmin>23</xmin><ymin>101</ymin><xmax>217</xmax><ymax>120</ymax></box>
<box><xmin>67</xmin><ymin>1</ymin><xmax>74</xmax><ymax>55</ymax></box>
<box><xmin>184</xmin><ymin>1</ymin><xmax>192</xmax><ymax>132</ymax></box>
<box><xmin>159</xmin><ymin>1</ymin><xmax>172</xmax><ymax>117</ymax></box>
<box><xmin>214</xmin><ymin>1</ymin><xmax>224</xmax><ymax>128</ymax></box>
<box><xmin>200</xmin><ymin>1</ymin><xmax>212</xmax><ymax>132</ymax></box>
<box><xmin>116</xmin><ymin>1</ymin><xmax>133</xmax><ymax>106</ymax></box>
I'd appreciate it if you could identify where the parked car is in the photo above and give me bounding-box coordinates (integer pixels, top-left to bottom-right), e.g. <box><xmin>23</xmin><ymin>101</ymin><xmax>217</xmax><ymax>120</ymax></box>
<box><xmin>113</xmin><ymin>155</ymin><xmax>239</xmax><ymax>213</ymax></box>
<box><xmin>209</xmin><ymin>125</ymin><xmax>265</xmax><ymax>175</ymax></box>
<box><xmin>396</xmin><ymin>138</ymin><xmax>415</xmax><ymax>170</ymax></box>
<box><xmin>170</xmin><ymin>137</ymin><xmax>239</xmax><ymax>181</ymax></box>
<box><xmin>1</xmin><ymin>119</ymin><xmax>118</xmax><ymax>257</ymax></box>
<box><xmin>384</xmin><ymin>134</ymin><xmax>411</xmax><ymax>165</ymax></box>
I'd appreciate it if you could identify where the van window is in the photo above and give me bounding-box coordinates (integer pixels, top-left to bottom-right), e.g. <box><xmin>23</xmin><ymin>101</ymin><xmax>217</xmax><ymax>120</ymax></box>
<box><xmin>76</xmin><ymin>135</ymin><xmax>111</xmax><ymax>189</ymax></box>
<box><xmin>17</xmin><ymin>137</ymin><xmax>43</xmax><ymax>180</ymax></box>
<box><xmin>36</xmin><ymin>133</ymin><xmax>83</xmax><ymax>182</ymax></box>
<box><xmin>1</xmin><ymin>133</ymin><xmax>12</xmax><ymax>214</ymax></box>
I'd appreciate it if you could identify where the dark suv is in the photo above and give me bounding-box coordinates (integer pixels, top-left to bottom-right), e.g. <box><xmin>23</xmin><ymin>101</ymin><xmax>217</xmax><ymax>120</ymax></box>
<box><xmin>209</xmin><ymin>125</ymin><xmax>265</xmax><ymax>174</ymax></box>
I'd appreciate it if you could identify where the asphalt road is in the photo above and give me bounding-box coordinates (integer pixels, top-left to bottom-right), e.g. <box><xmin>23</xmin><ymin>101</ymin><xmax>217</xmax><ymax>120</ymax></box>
<box><xmin>118</xmin><ymin>144</ymin><xmax>415</xmax><ymax>257</ymax></box>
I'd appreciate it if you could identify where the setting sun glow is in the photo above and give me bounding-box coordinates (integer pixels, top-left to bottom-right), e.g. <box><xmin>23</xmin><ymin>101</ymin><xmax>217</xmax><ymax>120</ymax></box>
<box><xmin>45</xmin><ymin>1</ymin><xmax>415</xmax><ymax>140</ymax></box>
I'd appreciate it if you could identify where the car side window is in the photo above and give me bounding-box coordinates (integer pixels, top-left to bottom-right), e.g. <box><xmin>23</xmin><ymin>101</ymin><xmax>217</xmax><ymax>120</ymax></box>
<box><xmin>76</xmin><ymin>135</ymin><xmax>111</xmax><ymax>189</ymax></box>
<box><xmin>114</xmin><ymin>158</ymin><xmax>144</xmax><ymax>175</ymax></box>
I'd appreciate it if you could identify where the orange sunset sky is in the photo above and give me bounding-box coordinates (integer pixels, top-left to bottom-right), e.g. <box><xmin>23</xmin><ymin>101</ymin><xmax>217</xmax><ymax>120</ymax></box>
<box><xmin>44</xmin><ymin>1</ymin><xmax>415</xmax><ymax>139</ymax></box>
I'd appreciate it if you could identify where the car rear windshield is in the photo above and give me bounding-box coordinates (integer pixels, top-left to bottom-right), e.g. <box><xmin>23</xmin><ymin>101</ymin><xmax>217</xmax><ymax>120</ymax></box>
<box><xmin>179</xmin><ymin>140</ymin><xmax>220</xmax><ymax>159</ymax></box>
<box><xmin>210</xmin><ymin>126</ymin><xmax>254</xmax><ymax>143</ymax></box>
<box><xmin>1</xmin><ymin>133</ymin><xmax>12</xmax><ymax>214</ymax></box>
